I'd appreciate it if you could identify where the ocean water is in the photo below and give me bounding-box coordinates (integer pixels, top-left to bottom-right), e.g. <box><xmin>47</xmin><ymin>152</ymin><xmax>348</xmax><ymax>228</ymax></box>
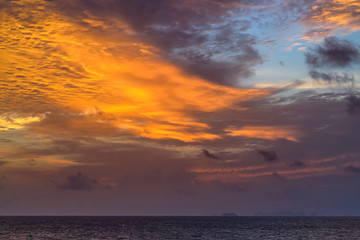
<box><xmin>0</xmin><ymin>216</ymin><xmax>360</xmax><ymax>239</ymax></box>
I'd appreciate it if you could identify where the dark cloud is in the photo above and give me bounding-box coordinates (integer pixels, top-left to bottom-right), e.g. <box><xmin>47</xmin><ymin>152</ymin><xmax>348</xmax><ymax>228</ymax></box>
<box><xmin>309</xmin><ymin>70</ymin><xmax>354</xmax><ymax>86</ymax></box>
<box><xmin>51</xmin><ymin>0</ymin><xmax>265</xmax><ymax>85</ymax></box>
<box><xmin>290</xmin><ymin>160</ymin><xmax>306</xmax><ymax>168</ymax></box>
<box><xmin>305</xmin><ymin>37</ymin><xmax>360</xmax><ymax>68</ymax></box>
<box><xmin>53</xmin><ymin>172</ymin><xmax>99</xmax><ymax>191</ymax></box>
<box><xmin>202</xmin><ymin>149</ymin><xmax>219</xmax><ymax>159</ymax></box>
<box><xmin>344</xmin><ymin>165</ymin><xmax>360</xmax><ymax>173</ymax></box>
<box><xmin>173</xmin><ymin>42</ymin><xmax>262</xmax><ymax>86</ymax></box>
<box><xmin>304</xmin><ymin>37</ymin><xmax>360</xmax><ymax>115</ymax></box>
<box><xmin>346</xmin><ymin>94</ymin><xmax>360</xmax><ymax>115</ymax></box>
<box><xmin>273</xmin><ymin>172</ymin><xmax>287</xmax><ymax>181</ymax></box>
<box><xmin>258</xmin><ymin>150</ymin><xmax>277</xmax><ymax>162</ymax></box>
<box><xmin>279</xmin><ymin>61</ymin><xmax>285</xmax><ymax>66</ymax></box>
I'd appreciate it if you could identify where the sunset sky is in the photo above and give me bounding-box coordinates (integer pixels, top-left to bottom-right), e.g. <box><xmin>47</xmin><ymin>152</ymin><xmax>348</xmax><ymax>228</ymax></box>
<box><xmin>1</xmin><ymin>0</ymin><xmax>360</xmax><ymax>216</ymax></box>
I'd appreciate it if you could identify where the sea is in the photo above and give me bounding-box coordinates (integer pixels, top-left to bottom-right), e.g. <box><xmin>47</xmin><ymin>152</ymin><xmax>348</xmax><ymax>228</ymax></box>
<box><xmin>0</xmin><ymin>216</ymin><xmax>360</xmax><ymax>239</ymax></box>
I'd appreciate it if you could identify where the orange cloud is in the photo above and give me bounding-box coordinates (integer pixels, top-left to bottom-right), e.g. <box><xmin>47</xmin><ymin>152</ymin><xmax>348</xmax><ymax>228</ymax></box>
<box><xmin>1</xmin><ymin>0</ymin><xmax>268</xmax><ymax>142</ymax></box>
<box><xmin>285</xmin><ymin>42</ymin><xmax>302</xmax><ymax>51</ymax></box>
<box><xmin>302</xmin><ymin>0</ymin><xmax>360</xmax><ymax>40</ymax></box>
<box><xmin>36</xmin><ymin>158</ymin><xmax>81</xmax><ymax>166</ymax></box>
<box><xmin>225</xmin><ymin>126</ymin><xmax>301</xmax><ymax>142</ymax></box>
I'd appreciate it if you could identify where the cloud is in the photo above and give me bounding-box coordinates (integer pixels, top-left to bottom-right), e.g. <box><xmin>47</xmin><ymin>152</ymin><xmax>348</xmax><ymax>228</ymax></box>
<box><xmin>225</xmin><ymin>125</ymin><xmax>301</xmax><ymax>142</ymax></box>
<box><xmin>285</xmin><ymin>42</ymin><xmax>302</xmax><ymax>51</ymax></box>
<box><xmin>202</xmin><ymin>149</ymin><xmax>219</xmax><ymax>159</ymax></box>
<box><xmin>344</xmin><ymin>165</ymin><xmax>360</xmax><ymax>173</ymax></box>
<box><xmin>1</xmin><ymin>0</ymin><xmax>269</xmax><ymax>143</ymax></box>
<box><xmin>309</xmin><ymin>70</ymin><xmax>355</xmax><ymax>86</ymax></box>
<box><xmin>304</xmin><ymin>38</ymin><xmax>359</xmax><ymax>117</ymax></box>
<box><xmin>290</xmin><ymin>160</ymin><xmax>306</xmax><ymax>168</ymax></box>
<box><xmin>50</xmin><ymin>0</ymin><xmax>265</xmax><ymax>85</ymax></box>
<box><xmin>302</xmin><ymin>0</ymin><xmax>360</xmax><ymax>39</ymax></box>
<box><xmin>269</xmin><ymin>79</ymin><xmax>306</xmax><ymax>95</ymax></box>
<box><xmin>258</xmin><ymin>150</ymin><xmax>277</xmax><ymax>162</ymax></box>
<box><xmin>2</xmin><ymin>0</ymin><xmax>360</xmax><ymax>218</ymax></box>
<box><xmin>53</xmin><ymin>172</ymin><xmax>97</xmax><ymax>191</ymax></box>
<box><xmin>273</xmin><ymin>172</ymin><xmax>287</xmax><ymax>181</ymax></box>
<box><xmin>53</xmin><ymin>172</ymin><xmax>116</xmax><ymax>191</ymax></box>
<box><xmin>0</xmin><ymin>113</ymin><xmax>45</xmax><ymax>131</ymax></box>
<box><xmin>346</xmin><ymin>95</ymin><xmax>360</xmax><ymax>115</ymax></box>
<box><xmin>302</xmin><ymin>28</ymin><xmax>332</xmax><ymax>41</ymax></box>
<box><xmin>28</xmin><ymin>112</ymin><xmax>131</xmax><ymax>138</ymax></box>
<box><xmin>305</xmin><ymin>37</ymin><xmax>360</xmax><ymax>68</ymax></box>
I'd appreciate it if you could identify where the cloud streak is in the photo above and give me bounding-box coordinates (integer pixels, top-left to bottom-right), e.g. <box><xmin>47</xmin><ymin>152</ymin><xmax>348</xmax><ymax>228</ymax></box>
<box><xmin>309</xmin><ymin>70</ymin><xmax>355</xmax><ymax>86</ymax></box>
<box><xmin>225</xmin><ymin>126</ymin><xmax>301</xmax><ymax>142</ymax></box>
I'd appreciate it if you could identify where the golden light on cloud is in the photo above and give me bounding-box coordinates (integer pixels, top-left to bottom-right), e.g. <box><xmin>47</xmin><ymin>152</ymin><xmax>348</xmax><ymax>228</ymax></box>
<box><xmin>1</xmin><ymin>0</ymin><xmax>269</xmax><ymax>142</ymax></box>
<box><xmin>0</xmin><ymin>113</ymin><xmax>45</xmax><ymax>131</ymax></box>
<box><xmin>225</xmin><ymin>126</ymin><xmax>301</xmax><ymax>142</ymax></box>
<box><xmin>36</xmin><ymin>158</ymin><xmax>81</xmax><ymax>166</ymax></box>
<box><xmin>303</xmin><ymin>0</ymin><xmax>360</xmax><ymax>39</ymax></box>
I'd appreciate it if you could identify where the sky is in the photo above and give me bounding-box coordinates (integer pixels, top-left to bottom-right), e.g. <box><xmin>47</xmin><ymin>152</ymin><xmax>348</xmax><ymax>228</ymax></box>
<box><xmin>1</xmin><ymin>0</ymin><xmax>360</xmax><ymax>216</ymax></box>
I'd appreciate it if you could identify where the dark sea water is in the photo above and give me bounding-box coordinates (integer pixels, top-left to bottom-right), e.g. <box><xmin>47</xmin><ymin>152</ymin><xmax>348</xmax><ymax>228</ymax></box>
<box><xmin>1</xmin><ymin>216</ymin><xmax>360</xmax><ymax>239</ymax></box>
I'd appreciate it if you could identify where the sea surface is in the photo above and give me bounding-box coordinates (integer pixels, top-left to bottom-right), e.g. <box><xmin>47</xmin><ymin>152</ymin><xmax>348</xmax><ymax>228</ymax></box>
<box><xmin>1</xmin><ymin>216</ymin><xmax>360</xmax><ymax>239</ymax></box>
